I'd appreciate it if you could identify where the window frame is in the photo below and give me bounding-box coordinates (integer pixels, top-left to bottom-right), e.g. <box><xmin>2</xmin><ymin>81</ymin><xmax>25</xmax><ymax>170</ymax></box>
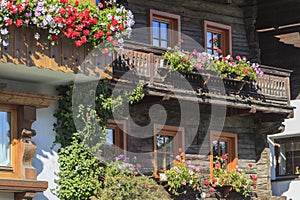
<box><xmin>153</xmin><ymin>124</ymin><xmax>184</xmax><ymax>177</ymax></box>
<box><xmin>210</xmin><ymin>131</ymin><xmax>237</xmax><ymax>176</ymax></box>
<box><xmin>149</xmin><ymin>9</ymin><xmax>181</xmax><ymax>48</ymax></box>
<box><xmin>274</xmin><ymin>137</ymin><xmax>300</xmax><ymax>178</ymax></box>
<box><xmin>0</xmin><ymin>104</ymin><xmax>20</xmax><ymax>179</ymax></box>
<box><xmin>204</xmin><ymin>20</ymin><xmax>232</xmax><ymax>56</ymax></box>
<box><xmin>105</xmin><ymin>119</ymin><xmax>126</xmax><ymax>157</ymax></box>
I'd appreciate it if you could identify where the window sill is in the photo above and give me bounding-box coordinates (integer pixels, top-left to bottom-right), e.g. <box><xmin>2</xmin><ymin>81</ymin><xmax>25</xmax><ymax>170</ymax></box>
<box><xmin>0</xmin><ymin>178</ymin><xmax>48</xmax><ymax>192</ymax></box>
<box><xmin>272</xmin><ymin>175</ymin><xmax>300</xmax><ymax>181</ymax></box>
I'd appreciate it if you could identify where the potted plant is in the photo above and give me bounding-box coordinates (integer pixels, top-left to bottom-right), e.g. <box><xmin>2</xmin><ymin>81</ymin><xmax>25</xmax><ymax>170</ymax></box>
<box><xmin>0</xmin><ymin>0</ymin><xmax>134</xmax><ymax>54</ymax></box>
<box><xmin>164</xmin><ymin>154</ymin><xmax>202</xmax><ymax>197</ymax></box>
<box><xmin>162</xmin><ymin>41</ymin><xmax>263</xmax><ymax>89</ymax></box>
<box><xmin>207</xmin><ymin>155</ymin><xmax>257</xmax><ymax>198</ymax></box>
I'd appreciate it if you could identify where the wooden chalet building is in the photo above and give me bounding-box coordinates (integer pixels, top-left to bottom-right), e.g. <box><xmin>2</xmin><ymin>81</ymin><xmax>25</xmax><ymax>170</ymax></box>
<box><xmin>256</xmin><ymin>0</ymin><xmax>300</xmax><ymax>199</ymax></box>
<box><xmin>0</xmin><ymin>0</ymin><xmax>294</xmax><ymax>199</ymax></box>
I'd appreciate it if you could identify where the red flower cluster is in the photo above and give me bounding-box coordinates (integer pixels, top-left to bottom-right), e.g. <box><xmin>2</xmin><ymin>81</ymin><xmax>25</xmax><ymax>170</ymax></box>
<box><xmin>54</xmin><ymin>5</ymin><xmax>99</xmax><ymax>47</ymax></box>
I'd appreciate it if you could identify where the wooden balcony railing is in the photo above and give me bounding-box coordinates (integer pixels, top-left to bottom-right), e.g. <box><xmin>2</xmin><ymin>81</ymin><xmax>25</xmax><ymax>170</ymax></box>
<box><xmin>112</xmin><ymin>41</ymin><xmax>292</xmax><ymax>106</ymax></box>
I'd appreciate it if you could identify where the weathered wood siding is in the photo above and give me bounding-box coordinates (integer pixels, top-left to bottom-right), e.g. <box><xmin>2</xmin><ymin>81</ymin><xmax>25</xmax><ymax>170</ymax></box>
<box><xmin>256</xmin><ymin>0</ymin><xmax>300</xmax><ymax>99</ymax></box>
<box><xmin>125</xmin><ymin>98</ymin><xmax>274</xmax><ymax>198</ymax></box>
<box><xmin>128</xmin><ymin>0</ymin><xmax>253</xmax><ymax>57</ymax></box>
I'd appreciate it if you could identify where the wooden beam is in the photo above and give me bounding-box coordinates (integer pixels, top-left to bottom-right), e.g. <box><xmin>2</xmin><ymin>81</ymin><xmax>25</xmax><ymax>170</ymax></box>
<box><xmin>0</xmin><ymin>178</ymin><xmax>47</xmax><ymax>192</ymax></box>
<box><xmin>0</xmin><ymin>89</ymin><xmax>59</xmax><ymax>108</ymax></box>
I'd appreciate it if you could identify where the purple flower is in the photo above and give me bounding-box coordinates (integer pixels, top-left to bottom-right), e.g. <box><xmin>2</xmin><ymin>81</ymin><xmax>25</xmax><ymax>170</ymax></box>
<box><xmin>195</xmin><ymin>167</ymin><xmax>200</xmax><ymax>172</ymax></box>
<box><xmin>176</xmin><ymin>169</ymin><xmax>181</xmax><ymax>173</ymax></box>
<box><xmin>182</xmin><ymin>182</ymin><xmax>186</xmax><ymax>185</ymax></box>
<box><xmin>116</xmin><ymin>154</ymin><xmax>125</xmax><ymax>161</ymax></box>
<box><xmin>34</xmin><ymin>12</ymin><xmax>41</xmax><ymax>17</ymax></box>
<box><xmin>37</xmin><ymin>2</ymin><xmax>44</xmax><ymax>7</ymax></box>
<box><xmin>176</xmin><ymin>155</ymin><xmax>180</xmax><ymax>160</ymax></box>
<box><xmin>26</xmin><ymin>12</ymin><xmax>32</xmax><ymax>17</ymax></box>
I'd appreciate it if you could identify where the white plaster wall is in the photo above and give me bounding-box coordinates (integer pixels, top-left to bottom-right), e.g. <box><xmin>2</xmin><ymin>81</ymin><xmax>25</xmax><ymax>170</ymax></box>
<box><xmin>272</xmin><ymin>179</ymin><xmax>300</xmax><ymax>199</ymax></box>
<box><xmin>282</xmin><ymin>100</ymin><xmax>300</xmax><ymax>134</ymax></box>
<box><xmin>0</xmin><ymin>193</ymin><xmax>14</xmax><ymax>200</ymax></box>
<box><xmin>269</xmin><ymin>100</ymin><xmax>300</xmax><ymax>180</ymax></box>
<box><xmin>32</xmin><ymin>103</ymin><xmax>60</xmax><ymax>200</ymax></box>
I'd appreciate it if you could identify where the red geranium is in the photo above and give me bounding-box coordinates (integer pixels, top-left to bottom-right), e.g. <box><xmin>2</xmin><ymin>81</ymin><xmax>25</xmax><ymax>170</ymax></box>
<box><xmin>214</xmin><ymin>163</ymin><xmax>221</xmax><ymax>169</ymax></box>
<box><xmin>75</xmin><ymin>40</ymin><xmax>82</xmax><ymax>47</ymax></box>
<box><xmin>83</xmin><ymin>29</ymin><xmax>89</xmax><ymax>36</ymax></box>
<box><xmin>15</xmin><ymin>19</ymin><xmax>23</xmax><ymax>27</ymax></box>
<box><xmin>6</xmin><ymin>19</ymin><xmax>12</xmax><ymax>26</ymax></box>
<box><xmin>119</xmin><ymin>25</ymin><xmax>124</xmax><ymax>31</ymax></box>
<box><xmin>52</xmin><ymin>35</ymin><xmax>59</xmax><ymax>42</ymax></box>
<box><xmin>102</xmin><ymin>48</ymin><xmax>109</xmax><ymax>54</ymax></box>
<box><xmin>251</xmin><ymin>174</ymin><xmax>257</xmax><ymax>181</ymax></box>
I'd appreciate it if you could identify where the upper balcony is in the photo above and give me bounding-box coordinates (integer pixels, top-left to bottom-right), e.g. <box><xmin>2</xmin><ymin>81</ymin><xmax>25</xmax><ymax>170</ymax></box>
<box><xmin>110</xmin><ymin>41</ymin><xmax>293</xmax><ymax>114</ymax></box>
<box><xmin>0</xmin><ymin>26</ymin><xmax>293</xmax><ymax>117</ymax></box>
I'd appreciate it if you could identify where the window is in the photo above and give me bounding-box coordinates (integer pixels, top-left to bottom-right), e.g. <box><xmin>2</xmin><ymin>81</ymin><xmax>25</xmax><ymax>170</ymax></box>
<box><xmin>149</xmin><ymin>9</ymin><xmax>180</xmax><ymax>48</ymax></box>
<box><xmin>0</xmin><ymin>104</ymin><xmax>19</xmax><ymax>178</ymax></box>
<box><xmin>102</xmin><ymin>120</ymin><xmax>126</xmax><ymax>160</ymax></box>
<box><xmin>274</xmin><ymin>137</ymin><xmax>300</xmax><ymax>176</ymax></box>
<box><xmin>204</xmin><ymin>20</ymin><xmax>232</xmax><ymax>56</ymax></box>
<box><xmin>210</xmin><ymin>131</ymin><xmax>237</xmax><ymax>174</ymax></box>
<box><xmin>154</xmin><ymin>124</ymin><xmax>184</xmax><ymax>177</ymax></box>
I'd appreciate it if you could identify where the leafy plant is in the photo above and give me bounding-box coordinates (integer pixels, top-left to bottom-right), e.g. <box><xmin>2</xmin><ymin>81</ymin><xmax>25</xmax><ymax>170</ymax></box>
<box><xmin>53</xmin><ymin>80</ymin><xmax>146</xmax><ymax>199</ymax></box>
<box><xmin>98</xmin><ymin>155</ymin><xmax>171</xmax><ymax>200</ymax></box>
<box><xmin>165</xmin><ymin>155</ymin><xmax>202</xmax><ymax>196</ymax></box>
<box><xmin>54</xmin><ymin>133</ymin><xmax>104</xmax><ymax>200</ymax></box>
<box><xmin>209</xmin><ymin>155</ymin><xmax>257</xmax><ymax>197</ymax></box>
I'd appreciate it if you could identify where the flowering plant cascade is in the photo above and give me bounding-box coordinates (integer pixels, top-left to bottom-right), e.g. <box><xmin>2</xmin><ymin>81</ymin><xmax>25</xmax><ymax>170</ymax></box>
<box><xmin>208</xmin><ymin>155</ymin><xmax>257</xmax><ymax>197</ymax></box>
<box><xmin>0</xmin><ymin>0</ymin><xmax>134</xmax><ymax>53</ymax></box>
<box><xmin>163</xmin><ymin>42</ymin><xmax>263</xmax><ymax>81</ymax></box>
<box><xmin>165</xmin><ymin>154</ymin><xmax>202</xmax><ymax>196</ymax></box>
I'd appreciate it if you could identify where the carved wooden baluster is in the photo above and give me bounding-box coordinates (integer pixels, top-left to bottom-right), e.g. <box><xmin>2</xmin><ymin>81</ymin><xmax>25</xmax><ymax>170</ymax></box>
<box><xmin>18</xmin><ymin>106</ymin><xmax>37</xmax><ymax>180</ymax></box>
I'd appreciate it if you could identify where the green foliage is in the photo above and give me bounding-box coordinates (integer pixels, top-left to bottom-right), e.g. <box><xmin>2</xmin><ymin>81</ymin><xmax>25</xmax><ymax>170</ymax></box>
<box><xmin>53</xmin><ymin>84</ymin><xmax>76</xmax><ymax>147</ymax></box>
<box><xmin>97</xmin><ymin>155</ymin><xmax>171</xmax><ymax>200</ymax></box>
<box><xmin>129</xmin><ymin>80</ymin><xmax>145</xmax><ymax>104</ymax></box>
<box><xmin>53</xmin><ymin>79</ymin><xmax>146</xmax><ymax>199</ymax></box>
<box><xmin>163</xmin><ymin>46</ymin><xmax>194</xmax><ymax>72</ymax></box>
<box><xmin>54</xmin><ymin>134</ymin><xmax>104</xmax><ymax>200</ymax></box>
<box><xmin>165</xmin><ymin>156</ymin><xmax>202</xmax><ymax>196</ymax></box>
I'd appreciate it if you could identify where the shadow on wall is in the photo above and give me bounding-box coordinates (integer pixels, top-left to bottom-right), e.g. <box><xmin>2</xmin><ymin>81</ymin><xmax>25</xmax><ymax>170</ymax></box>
<box><xmin>272</xmin><ymin>180</ymin><xmax>292</xmax><ymax>197</ymax></box>
<box><xmin>32</xmin><ymin>103</ymin><xmax>60</xmax><ymax>200</ymax></box>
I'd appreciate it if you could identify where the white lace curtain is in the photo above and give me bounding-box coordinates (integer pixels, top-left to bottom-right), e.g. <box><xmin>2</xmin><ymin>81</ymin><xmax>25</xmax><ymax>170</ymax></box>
<box><xmin>0</xmin><ymin>111</ymin><xmax>11</xmax><ymax>167</ymax></box>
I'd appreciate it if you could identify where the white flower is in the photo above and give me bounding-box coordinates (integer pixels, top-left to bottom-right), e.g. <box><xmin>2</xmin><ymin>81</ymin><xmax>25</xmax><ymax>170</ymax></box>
<box><xmin>110</xmin><ymin>26</ymin><xmax>115</xmax><ymax>31</ymax></box>
<box><xmin>2</xmin><ymin>40</ymin><xmax>9</xmax><ymax>47</ymax></box>
<box><xmin>107</xmin><ymin>13</ymin><xmax>112</xmax><ymax>20</ymax></box>
<box><xmin>118</xmin><ymin>38</ymin><xmax>124</xmax><ymax>44</ymax></box>
<box><xmin>34</xmin><ymin>33</ymin><xmax>40</xmax><ymax>40</ymax></box>
<box><xmin>115</xmin><ymin>16</ymin><xmax>122</xmax><ymax>21</ymax></box>
<box><xmin>0</xmin><ymin>28</ymin><xmax>8</xmax><ymax>35</ymax></box>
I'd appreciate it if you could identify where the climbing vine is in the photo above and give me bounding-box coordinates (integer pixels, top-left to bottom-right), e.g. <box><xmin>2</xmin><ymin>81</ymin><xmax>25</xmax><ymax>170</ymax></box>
<box><xmin>53</xmin><ymin>79</ymin><xmax>146</xmax><ymax>199</ymax></box>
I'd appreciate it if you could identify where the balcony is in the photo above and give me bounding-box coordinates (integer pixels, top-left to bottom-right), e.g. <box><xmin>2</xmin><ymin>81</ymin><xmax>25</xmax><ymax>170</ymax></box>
<box><xmin>111</xmin><ymin>41</ymin><xmax>293</xmax><ymax>115</ymax></box>
<box><xmin>0</xmin><ymin>27</ymin><xmax>293</xmax><ymax>115</ymax></box>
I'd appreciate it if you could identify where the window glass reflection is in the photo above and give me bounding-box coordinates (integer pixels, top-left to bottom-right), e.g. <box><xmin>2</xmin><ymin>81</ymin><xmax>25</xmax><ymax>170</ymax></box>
<box><xmin>0</xmin><ymin>111</ymin><xmax>11</xmax><ymax>167</ymax></box>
